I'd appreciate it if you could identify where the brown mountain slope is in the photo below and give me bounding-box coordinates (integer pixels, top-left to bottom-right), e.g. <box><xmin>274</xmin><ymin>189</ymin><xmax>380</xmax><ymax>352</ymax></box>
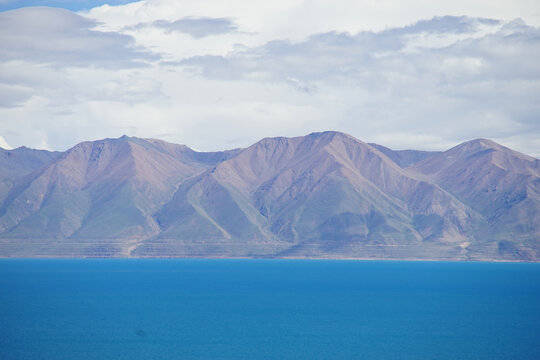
<box><xmin>0</xmin><ymin>133</ymin><xmax>538</xmax><ymax>261</ymax></box>
<box><xmin>143</xmin><ymin>132</ymin><xmax>482</xmax><ymax>259</ymax></box>
<box><xmin>0</xmin><ymin>147</ymin><xmax>61</xmax><ymax>203</ymax></box>
<box><xmin>368</xmin><ymin>143</ymin><xmax>440</xmax><ymax>168</ymax></box>
<box><xmin>0</xmin><ymin>136</ymin><xmax>237</xmax><ymax>256</ymax></box>
<box><xmin>412</xmin><ymin>139</ymin><xmax>540</xmax><ymax>260</ymax></box>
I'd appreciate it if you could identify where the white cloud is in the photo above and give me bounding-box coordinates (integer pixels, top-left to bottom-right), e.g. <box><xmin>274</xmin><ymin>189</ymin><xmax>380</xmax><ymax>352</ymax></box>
<box><xmin>131</xmin><ymin>16</ymin><xmax>238</xmax><ymax>38</ymax></box>
<box><xmin>0</xmin><ymin>2</ymin><xmax>539</xmax><ymax>158</ymax></box>
<box><xmin>83</xmin><ymin>0</ymin><xmax>540</xmax><ymax>38</ymax></box>
<box><xmin>0</xmin><ymin>135</ymin><xmax>12</xmax><ymax>149</ymax></box>
<box><xmin>0</xmin><ymin>7</ymin><xmax>157</xmax><ymax>68</ymax></box>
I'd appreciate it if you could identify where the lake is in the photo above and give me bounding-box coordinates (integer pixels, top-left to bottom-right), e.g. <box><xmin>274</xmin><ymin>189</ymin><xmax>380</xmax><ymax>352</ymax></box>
<box><xmin>1</xmin><ymin>259</ymin><xmax>539</xmax><ymax>359</ymax></box>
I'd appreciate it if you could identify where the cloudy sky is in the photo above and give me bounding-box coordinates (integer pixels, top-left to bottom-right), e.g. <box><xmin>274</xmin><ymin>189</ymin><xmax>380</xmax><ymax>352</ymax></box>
<box><xmin>0</xmin><ymin>0</ymin><xmax>539</xmax><ymax>156</ymax></box>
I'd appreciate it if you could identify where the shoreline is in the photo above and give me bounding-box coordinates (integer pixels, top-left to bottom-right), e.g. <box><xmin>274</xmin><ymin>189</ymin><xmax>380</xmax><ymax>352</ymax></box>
<box><xmin>0</xmin><ymin>255</ymin><xmax>535</xmax><ymax>263</ymax></box>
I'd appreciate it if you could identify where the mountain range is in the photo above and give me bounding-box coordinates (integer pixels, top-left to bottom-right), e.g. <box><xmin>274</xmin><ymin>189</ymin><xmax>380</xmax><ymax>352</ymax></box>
<box><xmin>0</xmin><ymin>132</ymin><xmax>538</xmax><ymax>261</ymax></box>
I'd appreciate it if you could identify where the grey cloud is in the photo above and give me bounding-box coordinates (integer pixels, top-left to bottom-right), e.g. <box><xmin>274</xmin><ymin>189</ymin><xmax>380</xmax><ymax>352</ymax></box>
<box><xmin>131</xmin><ymin>17</ymin><xmax>237</xmax><ymax>38</ymax></box>
<box><xmin>0</xmin><ymin>84</ymin><xmax>33</xmax><ymax>107</ymax></box>
<box><xmin>180</xmin><ymin>16</ymin><xmax>517</xmax><ymax>83</ymax></box>
<box><xmin>0</xmin><ymin>61</ymin><xmax>167</xmax><ymax>109</ymax></box>
<box><xmin>398</xmin><ymin>15</ymin><xmax>501</xmax><ymax>35</ymax></box>
<box><xmin>286</xmin><ymin>78</ymin><xmax>318</xmax><ymax>94</ymax></box>
<box><xmin>434</xmin><ymin>25</ymin><xmax>540</xmax><ymax>83</ymax></box>
<box><xmin>0</xmin><ymin>7</ymin><xmax>158</xmax><ymax>68</ymax></box>
<box><xmin>0</xmin><ymin>7</ymin><xmax>161</xmax><ymax>107</ymax></box>
<box><xmin>178</xmin><ymin>16</ymin><xmax>540</xmax><ymax>150</ymax></box>
<box><xmin>179</xmin><ymin>33</ymin><xmax>379</xmax><ymax>81</ymax></box>
<box><xmin>178</xmin><ymin>15</ymin><xmax>540</xmax><ymax>89</ymax></box>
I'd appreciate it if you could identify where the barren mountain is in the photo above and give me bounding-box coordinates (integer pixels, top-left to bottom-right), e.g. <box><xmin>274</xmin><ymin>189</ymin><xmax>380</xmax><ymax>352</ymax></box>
<box><xmin>147</xmin><ymin>132</ymin><xmax>479</xmax><ymax>258</ymax></box>
<box><xmin>368</xmin><ymin>143</ymin><xmax>440</xmax><ymax>168</ymax></box>
<box><xmin>0</xmin><ymin>132</ymin><xmax>538</xmax><ymax>260</ymax></box>
<box><xmin>412</xmin><ymin>139</ymin><xmax>540</xmax><ymax>259</ymax></box>
<box><xmin>0</xmin><ymin>136</ymin><xmax>237</xmax><ymax>256</ymax></box>
<box><xmin>0</xmin><ymin>147</ymin><xmax>60</xmax><ymax>203</ymax></box>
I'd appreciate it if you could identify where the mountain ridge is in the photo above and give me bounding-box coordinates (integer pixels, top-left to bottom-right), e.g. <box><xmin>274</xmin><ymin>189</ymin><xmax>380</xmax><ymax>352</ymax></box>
<box><xmin>1</xmin><ymin>132</ymin><xmax>538</xmax><ymax>261</ymax></box>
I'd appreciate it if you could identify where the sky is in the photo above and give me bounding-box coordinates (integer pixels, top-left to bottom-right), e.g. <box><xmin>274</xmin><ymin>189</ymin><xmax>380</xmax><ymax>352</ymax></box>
<box><xmin>0</xmin><ymin>0</ymin><xmax>539</xmax><ymax>157</ymax></box>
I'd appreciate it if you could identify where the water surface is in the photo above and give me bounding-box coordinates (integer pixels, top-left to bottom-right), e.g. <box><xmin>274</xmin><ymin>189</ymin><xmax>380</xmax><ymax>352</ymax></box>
<box><xmin>1</xmin><ymin>259</ymin><xmax>539</xmax><ymax>359</ymax></box>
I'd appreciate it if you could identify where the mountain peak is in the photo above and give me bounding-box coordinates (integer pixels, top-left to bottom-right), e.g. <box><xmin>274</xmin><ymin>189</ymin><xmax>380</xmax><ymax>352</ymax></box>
<box><xmin>456</xmin><ymin>138</ymin><xmax>501</xmax><ymax>151</ymax></box>
<box><xmin>442</xmin><ymin>138</ymin><xmax>537</xmax><ymax>165</ymax></box>
<box><xmin>306</xmin><ymin>130</ymin><xmax>359</xmax><ymax>142</ymax></box>
<box><xmin>254</xmin><ymin>131</ymin><xmax>350</xmax><ymax>144</ymax></box>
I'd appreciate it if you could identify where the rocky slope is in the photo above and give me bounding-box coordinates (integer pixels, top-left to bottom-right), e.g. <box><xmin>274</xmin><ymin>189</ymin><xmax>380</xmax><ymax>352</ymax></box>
<box><xmin>0</xmin><ymin>132</ymin><xmax>538</xmax><ymax>261</ymax></box>
<box><xmin>0</xmin><ymin>147</ymin><xmax>61</xmax><ymax>204</ymax></box>
<box><xmin>411</xmin><ymin>139</ymin><xmax>540</xmax><ymax>259</ymax></box>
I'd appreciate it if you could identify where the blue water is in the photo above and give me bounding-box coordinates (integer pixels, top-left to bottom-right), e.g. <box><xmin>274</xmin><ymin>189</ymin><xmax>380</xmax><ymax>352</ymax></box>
<box><xmin>1</xmin><ymin>260</ymin><xmax>539</xmax><ymax>359</ymax></box>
